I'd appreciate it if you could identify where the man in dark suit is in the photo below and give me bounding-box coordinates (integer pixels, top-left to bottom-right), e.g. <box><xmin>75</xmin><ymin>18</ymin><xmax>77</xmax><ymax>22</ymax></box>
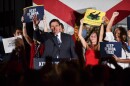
<box><xmin>33</xmin><ymin>18</ymin><xmax>78</xmax><ymax>62</ymax></box>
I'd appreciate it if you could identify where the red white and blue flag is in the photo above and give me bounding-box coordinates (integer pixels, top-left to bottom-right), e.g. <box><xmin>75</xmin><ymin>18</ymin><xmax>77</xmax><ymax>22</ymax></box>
<box><xmin>33</xmin><ymin>0</ymin><xmax>130</xmax><ymax>34</ymax></box>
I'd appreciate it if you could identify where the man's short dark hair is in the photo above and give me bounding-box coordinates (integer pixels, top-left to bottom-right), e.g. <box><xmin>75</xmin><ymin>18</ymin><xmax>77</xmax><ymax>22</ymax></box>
<box><xmin>12</xmin><ymin>27</ymin><xmax>22</xmax><ymax>34</ymax></box>
<box><xmin>49</xmin><ymin>19</ymin><xmax>61</xmax><ymax>27</ymax></box>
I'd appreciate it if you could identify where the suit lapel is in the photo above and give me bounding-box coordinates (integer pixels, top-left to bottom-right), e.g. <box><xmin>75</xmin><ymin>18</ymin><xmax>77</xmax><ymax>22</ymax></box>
<box><xmin>60</xmin><ymin>33</ymin><xmax>65</xmax><ymax>48</ymax></box>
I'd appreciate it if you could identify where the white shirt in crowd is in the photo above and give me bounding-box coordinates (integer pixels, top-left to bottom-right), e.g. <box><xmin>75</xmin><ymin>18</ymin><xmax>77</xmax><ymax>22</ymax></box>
<box><xmin>104</xmin><ymin>32</ymin><xmax>130</xmax><ymax>69</ymax></box>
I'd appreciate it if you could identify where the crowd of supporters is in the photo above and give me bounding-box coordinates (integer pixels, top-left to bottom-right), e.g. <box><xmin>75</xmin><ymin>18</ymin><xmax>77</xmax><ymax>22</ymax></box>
<box><xmin>0</xmin><ymin>11</ymin><xmax>130</xmax><ymax>86</ymax></box>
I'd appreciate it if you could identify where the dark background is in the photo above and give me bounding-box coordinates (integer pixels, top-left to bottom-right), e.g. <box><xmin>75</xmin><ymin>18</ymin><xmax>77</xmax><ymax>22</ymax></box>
<box><xmin>0</xmin><ymin>0</ymin><xmax>32</xmax><ymax>38</ymax></box>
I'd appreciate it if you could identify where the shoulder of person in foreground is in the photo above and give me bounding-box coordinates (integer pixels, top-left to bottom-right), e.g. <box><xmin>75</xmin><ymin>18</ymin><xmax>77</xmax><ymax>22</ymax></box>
<box><xmin>61</xmin><ymin>32</ymin><xmax>73</xmax><ymax>38</ymax></box>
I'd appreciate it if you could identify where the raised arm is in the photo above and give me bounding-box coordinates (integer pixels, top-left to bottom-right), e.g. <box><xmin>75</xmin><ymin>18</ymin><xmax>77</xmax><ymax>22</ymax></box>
<box><xmin>32</xmin><ymin>15</ymin><xmax>45</xmax><ymax>43</ymax></box>
<box><xmin>98</xmin><ymin>24</ymin><xmax>104</xmax><ymax>50</ymax></box>
<box><xmin>78</xmin><ymin>19</ymin><xmax>88</xmax><ymax>49</ymax></box>
<box><xmin>98</xmin><ymin>16</ymin><xmax>108</xmax><ymax>50</ymax></box>
<box><xmin>43</xmin><ymin>15</ymin><xmax>48</xmax><ymax>32</ymax></box>
<box><xmin>99</xmin><ymin>17</ymin><xmax>107</xmax><ymax>42</ymax></box>
<box><xmin>106</xmin><ymin>12</ymin><xmax>119</xmax><ymax>32</ymax></box>
<box><xmin>21</xmin><ymin>16</ymin><xmax>33</xmax><ymax>46</ymax></box>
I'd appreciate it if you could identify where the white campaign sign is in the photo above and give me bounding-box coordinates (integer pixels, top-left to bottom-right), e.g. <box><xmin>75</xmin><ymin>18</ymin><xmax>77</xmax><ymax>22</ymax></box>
<box><xmin>2</xmin><ymin>35</ymin><xmax>22</xmax><ymax>53</ymax></box>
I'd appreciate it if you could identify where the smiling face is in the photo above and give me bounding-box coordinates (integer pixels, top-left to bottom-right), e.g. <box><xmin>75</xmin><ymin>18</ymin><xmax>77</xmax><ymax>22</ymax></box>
<box><xmin>114</xmin><ymin>27</ymin><xmax>127</xmax><ymax>42</ymax></box>
<box><xmin>114</xmin><ymin>28</ymin><xmax>121</xmax><ymax>42</ymax></box>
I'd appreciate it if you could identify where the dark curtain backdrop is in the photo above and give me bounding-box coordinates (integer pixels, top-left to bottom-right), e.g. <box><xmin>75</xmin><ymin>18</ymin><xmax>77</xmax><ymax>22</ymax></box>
<box><xmin>0</xmin><ymin>0</ymin><xmax>32</xmax><ymax>38</ymax></box>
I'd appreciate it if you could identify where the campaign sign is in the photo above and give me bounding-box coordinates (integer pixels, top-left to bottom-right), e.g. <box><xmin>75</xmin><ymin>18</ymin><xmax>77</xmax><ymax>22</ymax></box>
<box><xmin>33</xmin><ymin>58</ymin><xmax>45</xmax><ymax>70</ymax></box>
<box><xmin>23</xmin><ymin>5</ymin><xmax>44</xmax><ymax>22</ymax></box>
<box><xmin>2</xmin><ymin>36</ymin><xmax>22</xmax><ymax>53</ymax></box>
<box><xmin>100</xmin><ymin>42</ymin><xmax>122</xmax><ymax>57</ymax></box>
<box><xmin>83</xmin><ymin>9</ymin><xmax>106</xmax><ymax>26</ymax></box>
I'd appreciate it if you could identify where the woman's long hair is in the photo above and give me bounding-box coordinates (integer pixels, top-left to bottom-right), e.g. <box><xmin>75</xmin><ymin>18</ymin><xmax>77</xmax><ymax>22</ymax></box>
<box><xmin>114</xmin><ymin>27</ymin><xmax>129</xmax><ymax>51</ymax></box>
<box><xmin>85</xmin><ymin>26</ymin><xmax>99</xmax><ymax>46</ymax></box>
<box><xmin>114</xmin><ymin>27</ymin><xmax>127</xmax><ymax>42</ymax></box>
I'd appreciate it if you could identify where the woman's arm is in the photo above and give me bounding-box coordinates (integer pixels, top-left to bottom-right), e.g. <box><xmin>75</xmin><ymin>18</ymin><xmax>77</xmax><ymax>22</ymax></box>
<box><xmin>98</xmin><ymin>16</ymin><xmax>109</xmax><ymax>50</ymax></box>
<box><xmin>78</xmin><ymin>19</ymin><xmax>88</xmax><ymax>49</ymax></box>
<box><xmin>21</xmin><ymin>16</ymin><xmax>33</xmax><ymax>46</ymax></box>
<box><xmin>104</xmin><ymin>12</ymin><xmax>119</xmax><ymax>42</ymax></box>
<box><xmin>106</xmin><ymin>12</ymin><xmax>119</xmax><ymax>32</ymax></box>
<box><xmin>98</xmin><ymin>23</ymin><xmax>104</xmax><ymax>50</ymax></box>
<box><xmin>113</xmin><ymin>54</ymin><xmax>130</xmax><ymax>63</ymax></box>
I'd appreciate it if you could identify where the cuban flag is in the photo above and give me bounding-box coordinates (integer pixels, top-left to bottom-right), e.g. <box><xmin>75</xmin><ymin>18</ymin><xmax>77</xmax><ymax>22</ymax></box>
<box><xmin>33</xmin><ymin>0</ymin><xmax>130</xmax><ymax>35</ymax></box>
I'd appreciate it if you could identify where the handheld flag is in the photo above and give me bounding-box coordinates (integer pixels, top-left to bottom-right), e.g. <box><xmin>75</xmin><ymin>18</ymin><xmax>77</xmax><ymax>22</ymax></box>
<box><xmin>83</xmin><ymin>9</ymin><xmax>106</xmax><ymax>26</ymax></box>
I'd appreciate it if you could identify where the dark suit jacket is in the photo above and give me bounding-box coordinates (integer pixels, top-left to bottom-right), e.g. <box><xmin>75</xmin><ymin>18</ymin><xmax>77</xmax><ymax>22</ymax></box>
<box><xmin>33</xmin><ymin>30</ymin><xmax>78</xmax><ymax>61</ymax></box>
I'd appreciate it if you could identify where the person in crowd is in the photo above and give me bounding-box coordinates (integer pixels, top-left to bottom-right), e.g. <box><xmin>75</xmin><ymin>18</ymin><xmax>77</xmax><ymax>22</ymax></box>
<box><xmin>72</xmin><ymin>26</ymin><xmax>80</xmax><ymax>43</ymax></box>
<box><xmin>33</xmin><ymin>15</ymin><xmax>78</xmax><ymax>63</ymax></box>
<box><xmin>78</xmin><ymin>18</ymin><xmax>104</xmax><ymax>66</ymax></box>
<box><xmin>127</xmin><ymin>30</ymin><xmax>130</xmax><ymax>50</ymax></box>
<box><xmin>82</xmin><ymin>24</ymin><xmax>88</xmax><ymax>39</ymax></box>
<box><xmin>12</xmin><ymin>27</ymin><xmax>23</xmax><ymax>37</ymax></box>
<box><xmin>0</xmin><ymin>27</ymin><xmax>23</xmax><ymax>62</ymax></box>
<box><xmin>72</xmin><ymin>25</ymin><xmax>86</xmax><ymax>67</ymax></box>
<box><xmin>12</xmin><ymin>26</ymin><xmax>32</xmax><ymax>66</ymax></box>
<box><xmin>0</xmin><ymin>36</ymin><xmax>4</xmax><ymax>61</ymax></box>
<box><xmin>21</xmin><ymin>16</ymin><xmax>48</xmax><ymax>69</ymax></box>
<box><xmin>104</xmin><ymin>11</ymin><xmax>130</xmax><ymax>69</ymax></box>
<box><xmin>5</xmin><ymin>31</ymin><xmax>26</xmax><ymax>83</ymax></box>
<box><xmin>59</xmin><ymin>23</ymin><xmax>64</xmax><ymax>32</ymax></box>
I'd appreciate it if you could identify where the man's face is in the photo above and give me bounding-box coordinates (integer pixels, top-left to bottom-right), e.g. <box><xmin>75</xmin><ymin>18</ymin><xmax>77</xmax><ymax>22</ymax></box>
<box><xmin>50</xmin><ymin>21</ymin><xmax>60</xmax><ymax>35</ymax></box>
<box><xmin>14</xmin><ymin>29</ymin><xmax>23</xmax><ymax>37</ymax></box>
